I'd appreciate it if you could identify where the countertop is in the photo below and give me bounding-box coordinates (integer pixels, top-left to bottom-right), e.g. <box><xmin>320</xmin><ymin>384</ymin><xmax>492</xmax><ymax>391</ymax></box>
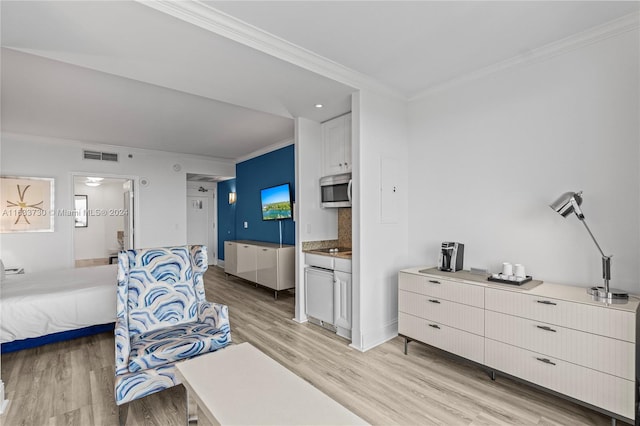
<box><xmin>303</xmin><ymin>249</ymin><xmax>352</xmax><ymax>260</ymax></box>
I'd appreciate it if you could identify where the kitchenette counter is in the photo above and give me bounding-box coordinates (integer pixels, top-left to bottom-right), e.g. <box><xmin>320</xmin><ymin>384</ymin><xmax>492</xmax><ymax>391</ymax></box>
<box><xmin>303</xmin><ymin>248</ymin><xmax>352</xmax><ymax>259</ymax></box>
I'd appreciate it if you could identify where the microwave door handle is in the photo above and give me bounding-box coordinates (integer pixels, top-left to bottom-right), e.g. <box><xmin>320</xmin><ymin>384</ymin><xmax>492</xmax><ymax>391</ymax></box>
<box><xmin>347</xmin><ymin>179</ymin><xmax>353</xmax><ymax>203</ymax></box>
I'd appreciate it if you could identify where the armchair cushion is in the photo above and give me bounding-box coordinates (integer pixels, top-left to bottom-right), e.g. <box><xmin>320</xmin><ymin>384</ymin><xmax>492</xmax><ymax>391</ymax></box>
<box><xmin>128</xmin><ymin>320</ymin><xmax>230</xmax><ymax>372</ymax></box>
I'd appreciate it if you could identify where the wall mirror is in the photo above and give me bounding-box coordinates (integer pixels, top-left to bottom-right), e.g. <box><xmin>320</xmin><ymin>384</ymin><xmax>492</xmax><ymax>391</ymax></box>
<box><xmin>74</xmin><ymin>195</ymin><xmax>88</xmax><ymax>228</ymax></box>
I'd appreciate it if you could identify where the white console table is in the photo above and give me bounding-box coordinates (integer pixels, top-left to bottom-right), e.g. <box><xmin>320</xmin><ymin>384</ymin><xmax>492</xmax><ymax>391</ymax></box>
<box><xmin>224</xmin><ymin>240</ymin><xmax>295</xmax><ymax>299</ymax></box>
<box><xmin>398</xmin><ymin>267</ymin><xmax>639</xmax><ymax>424</ymax></box>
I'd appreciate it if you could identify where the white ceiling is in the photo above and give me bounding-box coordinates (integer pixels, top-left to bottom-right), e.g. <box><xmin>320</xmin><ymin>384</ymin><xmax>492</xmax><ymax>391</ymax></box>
<box><xmin>2</xmin><ymin>1</ymin><xmax>638</xmax><ymax>160</ymax></box>
<box><xmin>209</xmin><ymin>1</ymin><xmax>640</xmax><ymax>97</ymax></box>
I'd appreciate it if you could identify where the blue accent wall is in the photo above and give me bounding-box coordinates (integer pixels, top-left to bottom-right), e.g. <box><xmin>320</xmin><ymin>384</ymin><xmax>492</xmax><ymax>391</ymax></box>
<box><xmin>217</xmin><ymin>145</ymin><xmax>295</xmax><ymax>260</ymax></box>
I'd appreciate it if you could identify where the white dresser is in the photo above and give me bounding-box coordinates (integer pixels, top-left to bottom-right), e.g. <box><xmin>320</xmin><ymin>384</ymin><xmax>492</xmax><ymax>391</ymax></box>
<box><xmin>224</xmin><ymin>240</ymin><xmax>295</xmax><ymax>299</ymax></box>
<box><xmin>398</xmin><ymin>267</ymin><xmax>640</xmax><ymax>423</ymax></box>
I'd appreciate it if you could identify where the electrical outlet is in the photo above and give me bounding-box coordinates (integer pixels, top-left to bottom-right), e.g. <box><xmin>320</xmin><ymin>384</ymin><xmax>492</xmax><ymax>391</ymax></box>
<box><xmin>243</xmin><ymin>221</ymin><xmax>248</xmax><ymax>229</ymax></box>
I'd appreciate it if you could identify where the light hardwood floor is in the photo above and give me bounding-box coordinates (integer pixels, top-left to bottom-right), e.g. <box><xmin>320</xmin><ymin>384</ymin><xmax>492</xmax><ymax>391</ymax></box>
<box><xmin>1</xmin><ymin>266</ymin><xmax>615</xmax><ymax>425</ymax></box>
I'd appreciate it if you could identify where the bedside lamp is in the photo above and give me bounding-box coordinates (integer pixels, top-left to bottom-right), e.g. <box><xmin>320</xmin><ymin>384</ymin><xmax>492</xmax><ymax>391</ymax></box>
<box><xmin>550</xmin><ymin>191</ymin><xmax>628</xmax><ymax>300</ymax></box>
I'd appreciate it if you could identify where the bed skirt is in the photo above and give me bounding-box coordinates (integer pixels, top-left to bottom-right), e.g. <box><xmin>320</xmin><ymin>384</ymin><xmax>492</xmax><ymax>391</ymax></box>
<box><xmin>1</xmin><ymin>322</ymin><xmax>115</xmax><ymax>354</ymax></box>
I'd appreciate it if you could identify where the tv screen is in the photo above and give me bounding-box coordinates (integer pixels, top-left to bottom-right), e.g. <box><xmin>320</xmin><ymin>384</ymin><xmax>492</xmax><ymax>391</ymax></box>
<box><xmin>260</xmin><ymin>183</ymin><xmax>293</xmax><ymax>221</ymax></box>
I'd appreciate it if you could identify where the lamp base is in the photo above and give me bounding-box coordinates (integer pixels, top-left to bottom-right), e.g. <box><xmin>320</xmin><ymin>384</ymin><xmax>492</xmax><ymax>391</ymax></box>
<box><xmin>587</xmin><ymin>286</ymin><xmax>629</xmax><ymax>300</ymax></box>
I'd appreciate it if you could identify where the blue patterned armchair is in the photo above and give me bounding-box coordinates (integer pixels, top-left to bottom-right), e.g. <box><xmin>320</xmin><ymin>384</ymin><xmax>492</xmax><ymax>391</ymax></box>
<box><xmin>114</xmin><ymin>245</ymin><xmax>230</xmax><ymax>421</ymax></box>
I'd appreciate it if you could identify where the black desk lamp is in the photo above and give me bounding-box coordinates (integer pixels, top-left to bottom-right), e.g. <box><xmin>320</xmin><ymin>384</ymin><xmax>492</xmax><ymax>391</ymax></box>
<box><xmin>550</xmin><ymin>191</ymin><xmax>628</xmax><ymax>300</ymax></box>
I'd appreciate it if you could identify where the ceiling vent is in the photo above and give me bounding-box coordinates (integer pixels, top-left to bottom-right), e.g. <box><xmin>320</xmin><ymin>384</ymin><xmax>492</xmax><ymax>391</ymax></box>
<box><xmin>83</xmin><ymin>150</ymin><xmax>119</xmax><ymax>162</ymax></box>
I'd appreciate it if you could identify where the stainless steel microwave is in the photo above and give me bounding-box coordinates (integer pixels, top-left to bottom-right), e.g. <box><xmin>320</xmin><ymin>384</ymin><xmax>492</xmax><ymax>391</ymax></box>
<box><xmin>320</xmin><ymin>173</ymin><xmax>352</xmax><ymax>208</ymax></box>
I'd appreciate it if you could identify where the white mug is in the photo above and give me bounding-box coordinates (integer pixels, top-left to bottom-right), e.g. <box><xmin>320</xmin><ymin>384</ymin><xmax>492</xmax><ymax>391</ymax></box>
<box><xmin>514</xmin><ymin>264</ymin><xmax>526</xmax><ymax>279</ymax></box>
<box><xmin>502</xmin><ymin>262</ymin><xmax>513</xmax><ymax>276</ymax></box>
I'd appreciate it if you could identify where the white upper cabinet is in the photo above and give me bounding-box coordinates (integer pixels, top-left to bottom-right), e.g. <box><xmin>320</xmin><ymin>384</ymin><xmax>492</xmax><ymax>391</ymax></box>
<box><xmin>322</xmin><ymin>113</ymin><xmax>352</xmax><ymax>176</ymax></box>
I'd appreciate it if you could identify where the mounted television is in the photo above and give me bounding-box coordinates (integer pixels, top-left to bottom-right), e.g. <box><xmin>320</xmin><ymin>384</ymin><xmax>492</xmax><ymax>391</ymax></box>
<box><xmin>260</xmin><ymin>183</ymin><xmax>293</xmax><ymax>221</ymax></box>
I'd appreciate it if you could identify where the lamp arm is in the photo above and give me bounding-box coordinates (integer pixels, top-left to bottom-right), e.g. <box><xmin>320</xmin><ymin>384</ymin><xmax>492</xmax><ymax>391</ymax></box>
<box><xmin>580</xmin><ymin>218</ymin><xmax>612</xmax><ymax>291</ymax></box>
<box><xmin>579</xmin><ymin>219</ymin><xmax>606</xmax><ymax>258</ymax></box>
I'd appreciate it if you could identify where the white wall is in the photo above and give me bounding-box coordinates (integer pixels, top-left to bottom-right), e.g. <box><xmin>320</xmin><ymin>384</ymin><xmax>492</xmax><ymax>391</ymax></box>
<box><xmin>73</xmin><ymin>180</ymin><xmax>126</xmax><ymax>260</ymax></box>
<box><xmin>294</xmin><ymin>117</ymin><xmax>338</xmax><ymax>322</ymax></box>
<box><xmin>0</xmin><ymin>133</ymin><xmax>235</xmax><ymax>272</ymax></box>
<box><xmin>407</xmin><ymin>29</ymin><xmax>639</xmax><ymax>293</ymax></box>
<box><xmin>352</xmin><ymin>90</ymin><xmax>409</xmax><ymax>351</ymax></box>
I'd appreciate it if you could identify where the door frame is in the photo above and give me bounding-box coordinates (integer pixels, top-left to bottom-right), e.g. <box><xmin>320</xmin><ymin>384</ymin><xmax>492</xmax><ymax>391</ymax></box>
<box><xmin>70</xmin><ymin>172</ymin><xmax>140</xmax><ymax>264</ymax></box>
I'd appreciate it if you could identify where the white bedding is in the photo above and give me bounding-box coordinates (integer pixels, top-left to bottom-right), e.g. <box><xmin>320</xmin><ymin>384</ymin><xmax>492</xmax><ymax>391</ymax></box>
<box><xmin>1</xmin><ymin>264</ymin><xmax>117</xmax><ymax>343</ymax></box>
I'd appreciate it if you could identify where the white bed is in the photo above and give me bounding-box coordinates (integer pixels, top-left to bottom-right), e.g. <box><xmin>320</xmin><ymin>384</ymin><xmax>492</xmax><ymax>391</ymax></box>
<box><xmin>1</xmin><ymin>264</ymin><xmax>117</xmax><ymax>346</ymax></box>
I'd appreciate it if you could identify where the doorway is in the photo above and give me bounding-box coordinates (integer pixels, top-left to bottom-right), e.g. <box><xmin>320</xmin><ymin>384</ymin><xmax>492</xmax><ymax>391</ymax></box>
<box><xmin>73</xmin><ymin>175</ymin><xmax>134</xmax><ymax>267</ymax></box>
<box><xmin>187</xmin><ymin>174</ymin><xmax>225</xmax><ymax>265</ymax></box>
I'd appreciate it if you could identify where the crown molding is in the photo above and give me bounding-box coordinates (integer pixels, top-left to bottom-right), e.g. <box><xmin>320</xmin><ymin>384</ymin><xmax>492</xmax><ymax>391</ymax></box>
<box><xmin>411</xmin><ymin>11</ymin><xmax>640</xmax><ymax>101</ymax></box>
<box><xmin>235</xmin><ymin>138</ymin><xmax>294</xmax><ymax>164</ymax></box>
<box><xmin>137</xmin><ymin>0</ymin><xmax>404</xmax><ymax>100</ymax></box>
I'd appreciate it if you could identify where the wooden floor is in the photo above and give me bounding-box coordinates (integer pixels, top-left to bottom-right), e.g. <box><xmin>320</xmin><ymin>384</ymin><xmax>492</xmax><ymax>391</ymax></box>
<box><xmin>1</xmin><ymin>266</ymin><xmax>615</xmax><ymax>425</ymax></box>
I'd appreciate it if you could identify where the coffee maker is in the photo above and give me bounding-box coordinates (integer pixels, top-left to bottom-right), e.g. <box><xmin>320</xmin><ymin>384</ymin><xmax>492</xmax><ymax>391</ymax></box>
<box><xmin>438</xmin><ymin>242</ymin><xmax>464</xmax><ymax>272</ymax></box>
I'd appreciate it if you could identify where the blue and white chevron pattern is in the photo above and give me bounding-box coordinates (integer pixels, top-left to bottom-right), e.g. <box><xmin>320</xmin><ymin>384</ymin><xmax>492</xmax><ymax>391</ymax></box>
<box><xmin>115</xmin><ymin>245</ymin><xmax>231</xmax><ymax>406</ymax></box>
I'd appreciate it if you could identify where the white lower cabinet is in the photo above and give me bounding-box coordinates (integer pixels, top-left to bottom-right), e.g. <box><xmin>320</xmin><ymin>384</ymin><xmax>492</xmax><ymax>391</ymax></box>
<box><xmin>224</xmin><ymin>240</ymin><xmax>294</xmax><ymax>298</ymax></box>
<box><xmin>398</xmin><ymin>268</ymin><xmax>639</xmax><ymax>423</ymax></box>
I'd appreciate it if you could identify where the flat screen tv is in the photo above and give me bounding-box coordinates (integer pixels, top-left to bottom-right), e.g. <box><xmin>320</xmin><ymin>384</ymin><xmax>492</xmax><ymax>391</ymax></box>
<box><xmin>260</xmin><ymin>183</ymin><xmax>293</xmax><ymax>221</ymax></box>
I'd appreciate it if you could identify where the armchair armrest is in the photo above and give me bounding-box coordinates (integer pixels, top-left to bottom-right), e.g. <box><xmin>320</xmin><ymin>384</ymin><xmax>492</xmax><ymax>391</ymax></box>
<box><xmin>197</xmin><ymin>301</ymin><xmax>230</xmax><ymax>332</ymax></box>
<box><xmin>114</xmin><ymin>315</ymin><xmax>131</xmax><ymax>375</ymax></box>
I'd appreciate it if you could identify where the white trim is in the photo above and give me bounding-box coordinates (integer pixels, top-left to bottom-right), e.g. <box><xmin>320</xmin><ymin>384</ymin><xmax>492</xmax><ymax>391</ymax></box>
<box><xmin>235</xmin><ymin>138</ymin><xmax>294</xmax><ymax>164</ymax></box>
<box><xmin>412</xmin><ymin>11</ymin><xmax>640</xmax><ymax>100</ymax></box>
<box><xmin>349</xmin><ymin>320</ymin><xmax>398</xmax><ymax>353</ymax></box>
<box><xmin>136</xmin><ymin>0</ymin><xmax>403</xmax><ymax>100</ymax></box>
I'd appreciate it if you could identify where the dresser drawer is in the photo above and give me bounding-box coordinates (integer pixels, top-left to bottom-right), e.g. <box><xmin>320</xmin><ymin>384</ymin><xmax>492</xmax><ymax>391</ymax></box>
<box><xmin>485</xmin><ymin>311</ymin><xmax>634</xmax><ymax>380</ymax></box>
<box><xmin>399</xmin><ymin>272</ymin><xmax>484</xmax><ymax>308</ymax></box>
<box><xmin>399</xmin><ymin>290</ymin><xmax>484</xmax><ymax>336</ymax></box>
<box><xmin>485</xmin><ymin>288</ymin><xmax>635</xmax><ymax>342</ymax></box>
<box><xmin>399</xmin><ymin>312</ymin><xmax>484</xmax><ymax>364</ymax></box>
<box><xmin>485</xmin><ymin>339</ymin><xmax>634</xmax><ymax>419</ymax></box>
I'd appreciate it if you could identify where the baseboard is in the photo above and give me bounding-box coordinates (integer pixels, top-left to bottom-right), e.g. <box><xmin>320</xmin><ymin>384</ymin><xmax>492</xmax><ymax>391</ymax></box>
<box><xmin>217</xmin><ymin>259</ymin><xmax>225</xmax><ymax>268</ymax></box>
<box><xmin>350</xmin><ymin>320</ymin><xmax>398</xmax><ymax>352</ymax></box>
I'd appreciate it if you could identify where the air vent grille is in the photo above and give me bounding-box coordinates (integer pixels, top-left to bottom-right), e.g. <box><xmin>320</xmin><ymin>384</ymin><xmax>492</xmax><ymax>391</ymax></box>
<box><xmin>83</xmin><ymin>150</ymin><xmax>119</xmax><ymax>162</ymax></box>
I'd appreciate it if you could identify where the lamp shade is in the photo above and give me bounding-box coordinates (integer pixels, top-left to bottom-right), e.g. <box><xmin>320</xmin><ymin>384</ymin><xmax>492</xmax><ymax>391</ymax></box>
<box><xmin>550</xmin><ymin>191</ymin><xmax>583</xmax><ymax>218</ymax></box>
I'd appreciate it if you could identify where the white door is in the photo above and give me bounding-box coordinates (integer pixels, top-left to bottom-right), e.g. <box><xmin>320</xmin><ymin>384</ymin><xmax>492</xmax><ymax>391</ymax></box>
<box><xmin>187</xmin><ymin>196</ymin><xmax>209</xmax><ymax>247</ymax></box>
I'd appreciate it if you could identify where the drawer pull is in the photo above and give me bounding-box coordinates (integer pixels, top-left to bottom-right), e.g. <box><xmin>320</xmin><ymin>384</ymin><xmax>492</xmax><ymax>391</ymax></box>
<box><xmin>428</xmin><ymin>280</ymin><xmax>441</xmax><ymax>284</ymax></box>
<box><xmin>429</xmin><ymin>324</ymin><xmax>440</xmax><ymax>329</ymax></box>
<box><xmin>536</xmin><ymin>357</ymin><xmax>556</xmax><ymax>366</ymax></box>
<box><xmin>262</xmin><ymin>249</ymin><xmax>268</xmax><ymax>251</ymax></box>
<box><xmin>428</xmin><ymin>299</ymin><xmax>441</xmax><ymax>304</ymax></box>
<box><xmin>536</xmin><ymin>300</ymin><xmax>557</xmax><ymax>306</ymax></box>
<box><xmin>536</xmin><ymin>325</ymin><xmax>557</xmax><ymax>332</ymax></box>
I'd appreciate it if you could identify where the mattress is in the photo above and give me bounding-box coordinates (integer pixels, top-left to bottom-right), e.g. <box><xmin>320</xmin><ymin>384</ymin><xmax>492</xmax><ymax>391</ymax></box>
<box><xmin>1</xmin><ymin>264</ymin><xmax>117</xmax><ymax>344</ymax></box>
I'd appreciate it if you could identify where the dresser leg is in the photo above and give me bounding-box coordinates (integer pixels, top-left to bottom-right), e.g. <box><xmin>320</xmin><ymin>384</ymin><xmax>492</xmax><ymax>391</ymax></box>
<box><xmin>403</xmin><ymin>337</ymin><xmax>409</xmax><ymax>355</ymax></box>
<box><xmin>489</xmin><ymin>371</ymin><xmax>496</xmax><ymax>381</ymax></box>
<box><xmin>610</xmin><ymin>417</ymin><xmax>616</xmax><ymax>426</ymax></box>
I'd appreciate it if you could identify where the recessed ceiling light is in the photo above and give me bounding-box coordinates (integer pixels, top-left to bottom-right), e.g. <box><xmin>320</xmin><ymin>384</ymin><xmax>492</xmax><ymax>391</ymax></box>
<box><xmin>85</xmin><ymin>182</ymin><xmax>101</xmax><ymax>187</ymax></box>
<box><xmin>314</xmin><ymin>104</ymin><xmax>323</xmax><ymax>108</ymax></box>
<box><xmin>86</xmin><ymin>177</ymin><xmax>104</xmax><ymax>182</ymax></box>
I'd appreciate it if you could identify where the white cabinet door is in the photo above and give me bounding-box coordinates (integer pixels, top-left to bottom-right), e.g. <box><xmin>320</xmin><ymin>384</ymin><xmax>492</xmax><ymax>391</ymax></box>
<box><xmin>334</xmin><ymin>271</ymin><xmax>352</xmax><ymax>330</ymax></box>
<box><xmin>322</xmin><ymin>113</ymin><xmax>351</xmax><ymax>176</ymax></box>
<box><xmin>343</xmin><ymin>113</ymin><xmax>351</xmax><ymax>172</ymax></box>
<box><xmin>224</xmin><ymin>242</ymin><xmax>237</xmax><ymax>275</ymax></box>
<box><xmin>305</xmin><ymin>268</ymin><xmax>335</xmax><ymax>324</ymax></box>
<box><xmin>236</xmin><ymin>244</ymin><xmax>257</xmax><ymax>282</ymax></box>
<box><xmin>256</xmin><ymin>247</ymin><xmax>278</xmax><ymax>289</ymax></box>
